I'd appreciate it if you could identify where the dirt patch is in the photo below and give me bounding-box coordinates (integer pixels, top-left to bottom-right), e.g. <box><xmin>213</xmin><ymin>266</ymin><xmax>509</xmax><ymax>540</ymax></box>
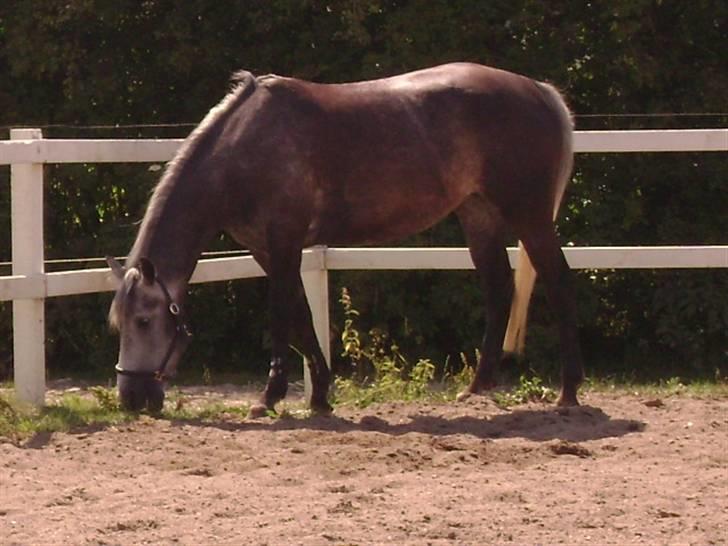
<box><xmin>1</xmin><ymin>389</ymin><xmax>726</xmax><ymax>545</ymax></box>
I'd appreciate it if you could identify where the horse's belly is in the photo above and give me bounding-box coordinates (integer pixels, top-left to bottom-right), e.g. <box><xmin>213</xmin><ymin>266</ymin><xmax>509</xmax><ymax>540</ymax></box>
<box><xmin>311</xmin><ymin>188</ymin><xmax>458</xmax><ymax>246</ymax></box>
<box><xmin>304</xmin><ymin>100</ymin><xmax>483</xmax><ymax>246</ymax></box>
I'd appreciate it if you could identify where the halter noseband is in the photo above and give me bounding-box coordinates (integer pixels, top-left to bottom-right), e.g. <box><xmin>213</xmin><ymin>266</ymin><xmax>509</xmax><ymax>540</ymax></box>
<box><xmin>115</xmin><ymin>275</ymin><xmax>192</xmax><ymax>382</ymax></box>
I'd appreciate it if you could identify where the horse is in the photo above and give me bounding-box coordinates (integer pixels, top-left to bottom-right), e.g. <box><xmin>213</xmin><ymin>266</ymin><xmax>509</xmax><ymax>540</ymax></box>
<box><xmin>106</xmin><ymin>62</ymin><xmax>584</xmax><ymax>415</ymax></box>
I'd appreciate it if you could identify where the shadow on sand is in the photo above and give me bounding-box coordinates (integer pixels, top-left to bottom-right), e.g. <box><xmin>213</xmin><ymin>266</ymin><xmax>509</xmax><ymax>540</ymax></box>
<box><xmin>16</xmin><ymin>397</ymin><xmax>645</xmax><ymax>448</ymax></box>
<box><xmin>174</xmin><ymin>403</ymin><xmax>644</xmax><ymax>443</ymax></box>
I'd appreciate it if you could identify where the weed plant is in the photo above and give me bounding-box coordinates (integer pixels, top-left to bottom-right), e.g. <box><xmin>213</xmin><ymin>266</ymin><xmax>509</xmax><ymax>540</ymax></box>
<box><xmin>335</xmin><ymin>288</ymin><xmax>468</xmax><ymax>407</ymax></box>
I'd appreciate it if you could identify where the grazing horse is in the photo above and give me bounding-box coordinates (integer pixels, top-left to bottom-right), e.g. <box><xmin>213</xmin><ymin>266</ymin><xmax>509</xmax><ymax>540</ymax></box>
<box><xmin>107</xmin><ymin>62</ymin><xmax>583</xmax><ymax>415</ymax></box>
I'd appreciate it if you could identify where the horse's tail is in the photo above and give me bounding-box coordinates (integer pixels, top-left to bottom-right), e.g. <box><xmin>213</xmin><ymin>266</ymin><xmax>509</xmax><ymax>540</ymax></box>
<box><xmin>502</xmin><ymin>82</ymin><xmax>574</xmax><ymax>356</ymax></box>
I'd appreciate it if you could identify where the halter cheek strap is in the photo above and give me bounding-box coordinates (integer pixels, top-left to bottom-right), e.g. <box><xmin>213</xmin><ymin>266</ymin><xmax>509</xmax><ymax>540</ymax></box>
<box><xmin>115</xmin><ymin>276</ymin><xmax>192</xmax><ymax>382</ymax></box>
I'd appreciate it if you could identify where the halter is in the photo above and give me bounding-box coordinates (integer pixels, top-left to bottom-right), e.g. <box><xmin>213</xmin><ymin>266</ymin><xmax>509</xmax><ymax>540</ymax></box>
<box><xmin>115</xmin><ymin>276</ymin><xmax>192</xmax><ymax>382</ymax></box>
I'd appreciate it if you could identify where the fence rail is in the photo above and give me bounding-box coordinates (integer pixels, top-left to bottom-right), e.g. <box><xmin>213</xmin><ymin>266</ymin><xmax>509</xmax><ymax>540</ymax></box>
<box><xmin>3</xmin><ymin>245</ymin><xmax>728</xmax><ymax>303</ymax></box>
<box><xmin>1</xmin><ymin>128</ymin><xmax>727</xmax><ymax>405</ymax></box>
<box><xmin>3</xmin><ymin>130</ymin><xmax>727</xmax><ymax>164</ymax></box>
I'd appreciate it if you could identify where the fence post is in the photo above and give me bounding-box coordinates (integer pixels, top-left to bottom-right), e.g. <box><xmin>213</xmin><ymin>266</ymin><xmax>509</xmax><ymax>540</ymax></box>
<box><xmin>10</xmin><ymin>128</ymin><xmax>46</xmax><ymax>406</ymax></box>
<box><xmin>301</xmin><ymin>246</ymin><xmax>331</xmax><ymax>402</ymax></box>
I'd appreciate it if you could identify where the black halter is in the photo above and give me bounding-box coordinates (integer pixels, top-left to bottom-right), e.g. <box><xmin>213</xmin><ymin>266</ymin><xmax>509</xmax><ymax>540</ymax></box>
<box><xmin>115</xmin><ymin>276</ymin><xmax>192</xmax><ymax>381</ymax></box>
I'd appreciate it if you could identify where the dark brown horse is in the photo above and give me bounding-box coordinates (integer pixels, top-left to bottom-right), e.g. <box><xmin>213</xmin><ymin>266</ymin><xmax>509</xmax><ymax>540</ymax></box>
<box><xmin>107</xmin><ymin>62</ymin><xmax>583</xmax><ymax>415</ymax></box>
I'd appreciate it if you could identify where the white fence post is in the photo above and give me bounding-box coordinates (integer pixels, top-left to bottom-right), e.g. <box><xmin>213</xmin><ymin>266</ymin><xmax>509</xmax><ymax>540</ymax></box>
<box><xmin>301</xmin><ymin>246</ymin><xmax>331</xmax><ymax>402</ymax></box>
<box><xmin>10</xmin><ymin>128</ymin><xmax>46</xmax><ymax>406</ymax></box>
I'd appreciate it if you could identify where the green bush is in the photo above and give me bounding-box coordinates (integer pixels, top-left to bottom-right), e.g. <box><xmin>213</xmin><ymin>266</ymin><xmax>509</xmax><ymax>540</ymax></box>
<box><xmin>1</xmin><ymin>1</ymin><xmax>725</xmax><ymax>382</ymax></box>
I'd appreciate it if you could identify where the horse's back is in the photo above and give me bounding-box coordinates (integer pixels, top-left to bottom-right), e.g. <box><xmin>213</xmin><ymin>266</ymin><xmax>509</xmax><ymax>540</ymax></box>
<box><xmin>231</xmin><ymin>64</ymin><xmax>570</xmax><ymax>246</ymax></box>
<box><xmin>263</xmin><ymin>62</ymin><xmax>529</xmax><ymax>96</ymax></box>
<box><xmin>258</xmin><ymin>63</ymin><xmax>566</xmax><ymax>166</ymax></box>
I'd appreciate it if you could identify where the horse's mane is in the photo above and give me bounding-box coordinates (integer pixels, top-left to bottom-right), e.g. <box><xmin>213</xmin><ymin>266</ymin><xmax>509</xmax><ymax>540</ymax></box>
<box><xmin>109</xmin><ymin>71</ymin><xmax>262</xmax><ymax>328</ymax></box>
<box><xmin>163</xmin><ymin>70</ymin><xmax>258</xmax><ymax>176</ymax></box>
<box><xmin>125</xmin><ymin>70</ymin><xmax>260</xmax><ymax>268</ymax></box>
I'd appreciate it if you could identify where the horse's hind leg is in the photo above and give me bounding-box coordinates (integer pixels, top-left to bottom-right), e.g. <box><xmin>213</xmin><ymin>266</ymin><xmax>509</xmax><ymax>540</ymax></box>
<box><xmin>519</xmin><ymin>227</ymin><xmax>584</xmax><ymax>406</ymax></box>
<box><xmin>289</xmin><ymin>278</ymin><xmax>333</xmax><ymax>414</ymax></box>
<box><xmin>456</xmin><ymin>195</ymin><xmax>513</xmax><ymax>396</ymax></box>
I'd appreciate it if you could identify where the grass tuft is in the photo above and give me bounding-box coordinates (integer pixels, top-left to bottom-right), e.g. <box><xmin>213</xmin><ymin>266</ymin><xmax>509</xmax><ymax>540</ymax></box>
<box><xmin>0</xmin><ymin>386</ymin><xmax>253</xmax><ymax>444</ymax></box>
<box><xmin>491</xmin><ymin>374</ymin><xmax>557</xmax><ymax>408</ymax></box>
<box><xmin>0</xmin><ymin>389</ymin><xmax>133</xmax><ymax>444</ymax></box>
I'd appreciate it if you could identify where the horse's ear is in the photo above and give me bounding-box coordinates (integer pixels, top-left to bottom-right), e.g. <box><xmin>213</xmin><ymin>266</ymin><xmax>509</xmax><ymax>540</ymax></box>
<box><xmin>106</xmin><ymin>256</ymin><xmax>126</xmax><ymax>281</ymax></box>
<box><xmin>138</xmin><ymin>257</ymin><xmax>156</xmax><ymax>285</ymax></box>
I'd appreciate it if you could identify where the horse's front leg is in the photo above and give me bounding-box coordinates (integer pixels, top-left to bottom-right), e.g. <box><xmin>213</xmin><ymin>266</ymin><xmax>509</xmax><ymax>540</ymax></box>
<box><xmin>248</xmin><ymin>251</ymin><xmax>300</xmax><ymax>418</ymax></box>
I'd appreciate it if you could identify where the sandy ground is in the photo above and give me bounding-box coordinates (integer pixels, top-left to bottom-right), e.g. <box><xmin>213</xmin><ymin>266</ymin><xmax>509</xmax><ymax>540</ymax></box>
<box><xmin>1</xmin><ymin>386</ymin><xmax>726</xmax><ymax>546</ymax></box>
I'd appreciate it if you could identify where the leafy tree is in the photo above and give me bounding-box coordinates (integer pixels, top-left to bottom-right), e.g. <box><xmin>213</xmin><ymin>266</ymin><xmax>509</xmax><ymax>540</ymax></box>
<box><xmin>1</xmin><ymin>0</ymin><xmax>725</xmax><ymax>381</ymax></box>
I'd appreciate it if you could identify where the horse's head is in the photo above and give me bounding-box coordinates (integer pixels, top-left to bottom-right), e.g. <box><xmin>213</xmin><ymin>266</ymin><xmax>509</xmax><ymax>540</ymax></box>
<box><xmin>107</xmin><ymin>256</ymin><xmax>191</xmax><ymax>412</ymax></box>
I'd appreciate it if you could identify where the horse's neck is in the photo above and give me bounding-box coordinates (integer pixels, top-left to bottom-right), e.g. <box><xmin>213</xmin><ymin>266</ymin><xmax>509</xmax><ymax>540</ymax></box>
<box><xmin>129</xmin><ymin>196</ymin><xmax>214</xmax><ymax>299</ymax></box>
<box><xmin>130</xmin><ymin>108</ymin><xmax>229</xmax><ymax>292</ymax></box>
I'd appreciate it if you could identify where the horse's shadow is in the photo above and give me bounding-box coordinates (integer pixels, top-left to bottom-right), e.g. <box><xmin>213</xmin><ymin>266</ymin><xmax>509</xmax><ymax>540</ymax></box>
<box><xmin>178</xmin><ymin>404</ymin><xmax>645</xmax><ymax>443</ymax></box>
<box><xmin>16</xmin><ymin>402</ymin><xmax>645</xmax><ymax>449</ymax></box>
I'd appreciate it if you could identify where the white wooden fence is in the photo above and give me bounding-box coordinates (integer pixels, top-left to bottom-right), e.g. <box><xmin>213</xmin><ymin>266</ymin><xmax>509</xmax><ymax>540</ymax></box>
<box><xmin>1</xmin><ymin>128</ymin><xmax>727</xmax><ymax>405</ymax></box>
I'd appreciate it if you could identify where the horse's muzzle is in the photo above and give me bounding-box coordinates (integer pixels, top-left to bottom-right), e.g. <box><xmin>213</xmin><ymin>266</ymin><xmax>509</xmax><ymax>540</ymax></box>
<box><xmin>117</xmin><ymin>373</ymin><xmax>165</xmax><ymax>413</ymax></box>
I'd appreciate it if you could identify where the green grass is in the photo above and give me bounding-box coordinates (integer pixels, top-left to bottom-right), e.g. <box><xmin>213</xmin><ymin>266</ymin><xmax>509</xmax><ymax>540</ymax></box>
<box><xmin>161</xmin><ymin>389</ymin><xmax>251</xmax><ymax>421</ymax></box>
<box><xmin>0</xmin><ymin>390</ymin><xmax>132</xmax><ymax>444</ymax></box>
<box><xmin>1</xmin><ymin>373</ymin><xmax>726</xmax><ymax>444</ymax></box>
<box><xmin>334</xmin><ymin>369</ymin><xmax>728</xmax><ymax>409</ymax></box>
<box><xmin>583</xmin><ymin>374</ymin><xmax>728</xmax><ymax>398</ymax></box>
<box><xmin>0</xmin><ymin>386</ymin><xmax>254</xmax><ymax>444</ymax></box>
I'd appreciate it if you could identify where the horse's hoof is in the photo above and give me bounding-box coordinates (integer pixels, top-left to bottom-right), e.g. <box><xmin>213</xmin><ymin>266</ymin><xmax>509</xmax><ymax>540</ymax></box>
<box><xmin>556</xmin><ymin>394</ymin><xmax>580</xmax><ymax>407</ymax></box>
<box><xmin>248</xmin><ymin>403</ymin><xmax>272</xmax><ymax>419</ymax></box>
<box><xmin>310</xmin><ymin>401</ymin><xmax>334</xmax><ymax>415</ymax></box>
<box><xmin>455</xmin><ymin>390</ymin><xmax>473</xmax><ymax>403</ymax></box>
<box><xmin>456</xmin><ymin>379</ymin><xmax>496</xmax><ymax>402</ymax></box>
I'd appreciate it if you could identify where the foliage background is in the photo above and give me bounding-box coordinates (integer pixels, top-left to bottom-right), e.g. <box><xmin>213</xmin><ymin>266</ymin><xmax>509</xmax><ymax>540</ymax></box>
<box><xmin>1</xmin><ymin>1</ymin><xmax>726</xmax><ymax>382</ymax></box>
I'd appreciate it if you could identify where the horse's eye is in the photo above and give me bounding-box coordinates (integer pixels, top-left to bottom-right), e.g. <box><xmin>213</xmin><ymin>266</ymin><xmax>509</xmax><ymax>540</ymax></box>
<box><xmin>135</xmin><ymin>317</ymin><xmax>151</xmax><ymax>329</ymax></box>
